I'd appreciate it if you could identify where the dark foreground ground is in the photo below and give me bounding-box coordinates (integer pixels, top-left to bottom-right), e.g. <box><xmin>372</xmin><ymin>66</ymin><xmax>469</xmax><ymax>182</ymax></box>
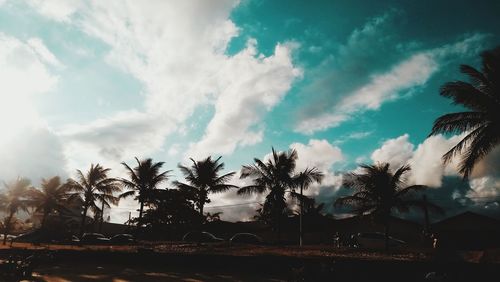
<box><xmin>1</xmin><ymin>243</ymin><xmax>499</xmax><ymax>281</ymax></box>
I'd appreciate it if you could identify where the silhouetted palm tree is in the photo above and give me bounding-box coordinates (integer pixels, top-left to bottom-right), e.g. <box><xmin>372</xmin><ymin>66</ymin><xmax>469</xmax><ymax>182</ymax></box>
<box><xmin>238</xmin><ymin>148</ymin><xmax>299</xmax><ymax>239</ymax></box>
<box><xmin>119</xmin><ymin>157</ymin><xmax>171</xmax><ymax>227</ymax></box>
<box><xmin>335</xmin><ymin>163</ymin><xmax>440</xmax><ymax>250</ymax></box>
<box><xmin>430</xmin><ymin>46</ymin><xmax>500</xmax><ymax>178</ymax></box>
<box><xmin>66</xmin><ymin>164</ymin><xmax>121</xmax><ymax>236</ymax></box>
<box><xmin>96</xmin><ymin>188</ymin><xmax>120</xmax><ymax>233</ymax></box>
<box><xmin>0</xmin><ymin>177</ymin><xmax>33</xmax><ymax>244</ymax></box>
<box><xmin>295</xmin><ymin>167</ymin><xmax>323</xmax><ymax>246</ymax></box>
<box><xmin>29</xmin><ymin>176</ymin><xmax>71</xmax><ymax>229</ymax></box>
<box><xmin>174</xmin><ymin>156</ymin><xmax>237</xmax><ymax>217</ymax></box>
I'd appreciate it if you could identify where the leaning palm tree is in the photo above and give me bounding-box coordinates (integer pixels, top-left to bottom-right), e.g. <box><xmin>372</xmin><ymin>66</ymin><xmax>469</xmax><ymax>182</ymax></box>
<box><xmin>294</xmin><ymin>167</ymin><xmax>324</xmax><ymax>246</ymax></box>
<box><xmin>119</xmin><ymin>157</ymin><xmax>171</xmax><ymax>227</ymax></box>
<box><xmin>174</xmin><ymin>156</ymin><xmax>237</xmax><ymax>217</ymax></box>
<box><xmin>66</xmin><ymin>164</ymin><xmax>121</xmax><ymax>236</ymax></box>
<box><xmin>29</xmin><ymin>176</ymin><xmax>71</xmax><ymax>229</ymax></box>
<box><xmin>238</xmin><ymin>148</ymin><xmax>299</xmax><ymax>240</ymax></box>
<box><xmin>335</xmin><ymin>163</ymin><xmax>441</xmax><ymax>250</ymax></box>
<box><xmin>430</xmin><ymin>46</ymin><xmax>500</xmax><ymax>179</ymax></box>
<box><xmin>0</xmin><ymin>177</ymin><xmax>33</xmax><ymax>244</ymax></box>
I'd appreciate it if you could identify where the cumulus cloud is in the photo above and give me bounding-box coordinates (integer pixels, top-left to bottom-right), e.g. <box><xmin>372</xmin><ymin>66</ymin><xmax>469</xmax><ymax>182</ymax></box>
<box><xmin>20</xmin><ymin>1</ymin><xmax>303</xmax><ymax>222</ymax></box>
<box><xmin>408</xmin><ymin>134</ymin><xmax>464</xmax><ymax>187</ymax></box>
<box><xmin>24</xmin><ymin>1</ymin><xmax>300</xmax><ymax>169</ymax></box>
<box><xmin>369</xmin><ymin>133</ymin><xmax>462</xmax><ymax>187</ymax></box>
<box><xmin>187</xmin><ymin>40</ymin><xmax>301</xmax><ymax>158</ymax></box>
<box><xmin>0</xmin><ymin>33</ymin><xmax>67</xmax><ymax>185</ymax></box>
<box><xmin>371</xmin><ymin>134</ymin><xmax>414</xmax><ymax>169</ymax></box>
<box><xmin>291</xmin><ymin>139</ymin><xmax>343</xmax><ymax>191</ymax></box>
<box><xmin>367</xmin><ymin>134</ymin><xmax>499</xmax><ymax>206</ymax></box>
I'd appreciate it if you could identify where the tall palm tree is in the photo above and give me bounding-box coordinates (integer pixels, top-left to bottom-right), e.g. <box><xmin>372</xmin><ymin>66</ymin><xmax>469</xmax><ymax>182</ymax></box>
<box><xmin>430</xmin><ymin>46</ymin><xmax>500</xmax><ymax>179</ymax></box>
<box><xmin>295</xmin><ymin>167</ymin><xmax>323</xmax><ymax>246</ymax></box>
<box><xmin>29</xmin><ymin>176</ymin><xmax>71</xmax><ymax>229</ymax></box>
<box><xmin>66</xmin><ymin>164</ymin><xmax>121</xmax><ymax>236</ymax></box>
<box><xmin>119</xmin><ymin>157</ymin><xmax>171</xmax><ymax>227</ymax></box>
<box><xmin>0</xmin><ymin>177</ymin><xmax>33</xmax><ymax>244</ymax></box>
<box><xmin>174</xmin><ymin>156</ymin><xmax>237</xmax><ymax>217</ymax></box>
<box><xmin>335</xmin><ymin>163</ymin><xmax>441</xmax><ymax>250</ymax></box>
<box><xmin>238</xmin><ymin>148</ymin><xmax>299</xmax><ymax>240</ymax></box>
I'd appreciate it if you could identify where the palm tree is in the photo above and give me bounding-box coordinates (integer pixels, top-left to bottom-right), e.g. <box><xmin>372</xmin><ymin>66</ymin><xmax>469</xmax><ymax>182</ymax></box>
<box><xmin>174</xmin><ymin>156</ymin><xmax>237</xmax><ymax>217</ymax></box>
<box><xmin>238</xmin><ymin>148</ymin><xmax>299</xmax><ymax>240</ymax></box>
<box><xmin>0</xmin><ymin>177</ymin><xmax>33</xmax><ymax>244</ymax></box>
<box><xmin>119</xmin><ymin>157</ymin><xmax>171</xmax><ymax>227</ymax></box>
<box><xmin>96</xmin><ymin>188</ymin><xmax>120</xmax><ymax>233</ymax></box>
<box><xmin>29</xmin><ymin>176</ymin><xmax>71</xmax><ymax>229</ymax></box>
<box><xmin>430</xmin><ymin>46</ymin><xmax>500</xmax><ymax>179</ymax></box>
<box><xmin>295</xmin><ymin>167</ymin><xmax>323</xmax><ymax>246</ymax></box>
<box><xmin>335</xmin><ymin>163</ymin><xmax>441</xmax><ymax>250</ymax></box>
<box><xmin>66</xmin><ymin>164</ymin><xmax>121</xmax><ymax>236</ymax></box>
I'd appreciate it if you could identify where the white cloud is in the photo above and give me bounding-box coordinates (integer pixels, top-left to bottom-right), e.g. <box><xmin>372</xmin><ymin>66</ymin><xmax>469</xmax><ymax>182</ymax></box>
<box><xmin>408</xmin><ymin>134</ymin><xmax>463</xmax><ymax>187</ymax></box>
<box><xmin>368</xmin><ymin>133</ymin><xmax>500</xmax><ymax>200</ymax></box>
<box><xmin>369</xmin><ymin>134</ymin><xmax>463</xmax><ymax>187</ymax></box>
<box><xmin>0</xmin><ymin>33</ymin><xmax>66</xmax><ymax>184</ymax></box>
<box><xmin>291</xmin><ymin>139</ymin><xmax>343</xmax><ymax>172</ymax></box>
<box><xmin>371</xmin><ymin>134</ymin><xmax>414</xmax><ymax>169</ymax></box>
<box><xmin>334</xmin><ymin>131</ymin><xmax>373</xmax><ymax>145</ymax></box>
<box><xmin>469</xmin><ymin>177</ymin><xmax>500</xmax><ymax>199</ymax></box>
<box><xmin>295</xmin><ymin>31</ymin><xmax>487</xmax><ymax>134</ymax></box>
<box><xmin>187</xmin><ymin>41</ymin><xmax>301</xmax><ymax>158</ymax></box>
<box><xmin>295</xmin><ymin>113</ymin><xmax>348</xmax><ymax>135</ymax></box>
<box><xmin>60</xmin><ymin>110</ymin><xmax>175</xmax><ymax>171</ymax></box>
<box><xmin>290</xmin><ymin>139</ymin><xmax>344</xmax><ymax>197</ymax></box>
<box><xmin>27</xmin><ymin>37</ymin><xmax>63</xmax><ymax>68</ymax></box>
<box><xmin>21</xmin><ymin>1</ymin><xmax>302</xmax><ymax>222</ymax></box>
<box><xmin>25</xmin><ymin>1</ymin><xmax>300</xmax><ymax>167</ymax></box>
<box><xmin>25</xmin><ymin>0</ymin><xmax>83</xmax><ymax>23</ymax></box>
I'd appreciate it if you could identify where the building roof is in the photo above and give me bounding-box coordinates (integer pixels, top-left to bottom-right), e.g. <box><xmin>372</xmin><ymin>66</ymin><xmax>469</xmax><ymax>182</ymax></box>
<box><xmin>432</xmin><ymin>211</ymin><xmax>500</xmax><ymax>231</ymax></box>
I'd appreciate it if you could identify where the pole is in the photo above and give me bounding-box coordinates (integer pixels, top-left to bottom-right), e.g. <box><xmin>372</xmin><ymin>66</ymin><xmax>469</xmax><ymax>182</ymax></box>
<box><xmin>300</xmin><ymin>184</ymin><xmax>303</xmax><ymax>247</ymax></box>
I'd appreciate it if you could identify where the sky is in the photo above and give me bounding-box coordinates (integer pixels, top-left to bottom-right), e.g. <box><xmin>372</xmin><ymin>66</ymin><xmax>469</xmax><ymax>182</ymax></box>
<box><xmin>0</xmin><ymin>0</ymin><xmax>499</xmax><ymax>223</ymax></box>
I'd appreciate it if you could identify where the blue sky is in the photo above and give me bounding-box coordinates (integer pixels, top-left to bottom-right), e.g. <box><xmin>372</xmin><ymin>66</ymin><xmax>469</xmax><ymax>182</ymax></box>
<box><xmin>0</xmin><ymin>0</ymin><xmax>499</xmax><ymax>222</ymax></box>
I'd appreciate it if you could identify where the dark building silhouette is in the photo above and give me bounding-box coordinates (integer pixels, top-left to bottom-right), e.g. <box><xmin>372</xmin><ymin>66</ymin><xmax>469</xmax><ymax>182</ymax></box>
<box><xmin>431</xmin><ymin>211</ymin><xmax>500</xmax><ymax>250</ymax></box>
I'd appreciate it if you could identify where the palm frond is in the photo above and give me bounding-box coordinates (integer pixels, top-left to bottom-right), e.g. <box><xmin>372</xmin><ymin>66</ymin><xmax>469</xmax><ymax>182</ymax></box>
<box><xmin>430</xmin><ymin>111</ymin><xmax>487</xmax><ymax>136</ymax></box>
<box><xmin>237</xmin><ymin>185</ymin><xmax>266</xmax><ymax>195</ymax></box>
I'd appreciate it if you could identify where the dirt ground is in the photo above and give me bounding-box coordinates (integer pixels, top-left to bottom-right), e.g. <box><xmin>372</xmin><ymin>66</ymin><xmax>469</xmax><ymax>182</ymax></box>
<box><xmin>1</xmin><ymin>241</ymin><xmax>497</xmax><ymax>263</ymax></box>
<box><xmin>31</xmin><ymin>263</ymin><xmax>287</xmax><ymax>282</ymax></box>
<box><xmin>1</xmin><ymin>242</ymin><xmax>498</xmax><ymax>282</ymax></box>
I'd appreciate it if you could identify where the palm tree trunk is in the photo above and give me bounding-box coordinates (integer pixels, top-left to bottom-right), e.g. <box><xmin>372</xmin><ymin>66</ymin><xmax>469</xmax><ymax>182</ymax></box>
<box><xmin>80</xmin><ymin>205</ymin><xmax>89</xmax><ymax>237</ymax></box>
<box><xmin>41</xmin><ymin>211</ymin><xmax>48</xmax><ymax>229</ymax></box>
<box><xmin>99</xmin><ymin>201</ymin><xmax>105</xmax><ymax>233</ymax></box>
<box><xmin>138</xmin><ymin>201</ymin><xmax>144</xmax><ymax>229</ymax></box>
<box><xmin>299</xmin><ymin>184</ymin><xmax>303</xmax><ymax>247</ymax></box>
<box><xmin>384</xmin><ymin>221</ymin><xmax>390</xmax><ymax>251</ymax></box>
<box><xmin>277</xmin><ymin>215</ymin><xmax>281</xmax><ymax>244</ymax></box>
<box><xmin>3</xmin><ymin>212</ymin><xmax>14</xmax><ymax>245</ymax></box>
